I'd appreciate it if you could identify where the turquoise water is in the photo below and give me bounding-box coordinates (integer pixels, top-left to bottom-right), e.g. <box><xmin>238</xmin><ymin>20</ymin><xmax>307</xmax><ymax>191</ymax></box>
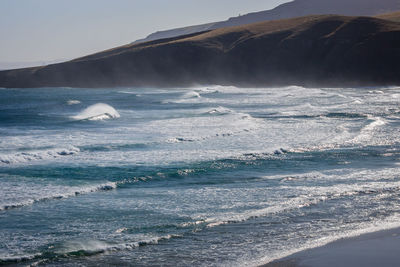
<box><xmin>1</xmin><ymin>86</ymin><xmax>400</xmax><ymax>266</ymax></box>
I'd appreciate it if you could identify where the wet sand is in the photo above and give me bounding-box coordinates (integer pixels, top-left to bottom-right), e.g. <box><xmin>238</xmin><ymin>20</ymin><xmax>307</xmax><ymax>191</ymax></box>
<box><xmin>264</xmin><ymin>227</ymin><xmax>400</xmax><ymax>267</ymax></box>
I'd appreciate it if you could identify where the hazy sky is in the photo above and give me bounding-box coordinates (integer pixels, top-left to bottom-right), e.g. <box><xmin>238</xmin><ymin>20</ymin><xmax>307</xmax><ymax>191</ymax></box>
<box><xmin>0</xmin><ymin>0</ymin><xmax>290</xmax><ymax>62</ymax></box>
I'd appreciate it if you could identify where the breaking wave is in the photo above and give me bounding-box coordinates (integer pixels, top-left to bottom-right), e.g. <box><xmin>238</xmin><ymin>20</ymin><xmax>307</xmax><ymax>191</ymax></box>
<box><xmin>205</xmin><ymin>106</ymin><xmax>234</xmax><ymax>115</ymax></box>
<box><xmin>162</xmin><ymin>91</ymin><xmax>203</xmax><ymax>103</ymax></box>
<box><xmin>71</xmin><ymin>103</ymin><xmax>120</xmax><ymax>121</ymax></box>
<box><xmin>1</xmin><ymin>234</ymin><xmax>181</xmax><ymax>265</ymax></box>
<box><xmin>182</xmin><ymin>91</ymin><xmax>201</xmax><ymax>99</ymax></box>
<box><xmin>351</xmin><ymin>115</ymin><xmax>387</xmax><ymax>143</ymax></box>
<box><xmin>0</xmin><ymin>146</ymin><xmax>80</xmax><ymax>165</ymax></box>
<box><xmin>187</xmin><ymin>178</ymin><xmax>400</xmax><ymax>230</ymax></box>
<box><xmin>0</xmin><ymin>182</ymin><xmax>117</xmax><ymax>211</ymax></box>
<box><xmin>67</xmin><ymin>100</ymin><xmax>81</xmax><ymax>105</ymax></box>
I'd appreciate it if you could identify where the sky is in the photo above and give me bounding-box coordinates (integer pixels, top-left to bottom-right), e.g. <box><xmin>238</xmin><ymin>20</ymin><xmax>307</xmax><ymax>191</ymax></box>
<box><xmin>0</xmin><ymin>0</ymin><xmax>290</xmax><ymax>63</ymax></box>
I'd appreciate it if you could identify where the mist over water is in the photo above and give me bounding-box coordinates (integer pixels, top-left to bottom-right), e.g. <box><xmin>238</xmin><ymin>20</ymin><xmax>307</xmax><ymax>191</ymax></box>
<box><xmin>1</xmin><ymin>86</ymin><xmax>400</xmax><ymax>266</ymax></box>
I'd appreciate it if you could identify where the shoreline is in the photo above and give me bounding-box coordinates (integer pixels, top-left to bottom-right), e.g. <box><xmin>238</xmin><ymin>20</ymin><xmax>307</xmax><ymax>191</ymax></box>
<box><xmin>263</xmin><ymin>227</ymin><xmax>400</xmax><ymax>267</ymax></box>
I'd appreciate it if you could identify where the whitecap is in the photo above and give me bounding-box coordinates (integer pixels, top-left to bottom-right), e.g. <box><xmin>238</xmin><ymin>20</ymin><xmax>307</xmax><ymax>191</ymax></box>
<box><xmin>0</xmin><ymin>181</ymin><xmax>117</xmax><ymax>211</ymax></box>
<box><xmin>67</xmin><ymin>100</ymin><xmax>81</xmax><ymax>105</ymax></box>
<box><xmin>115</xmin><ymin>227</ymin><xmax>128</xmax><ymax>233</ymax></box>
<box><xmin>206</xmin><ymin>106</ymin><xmax>233</xmax><ymax>115</ymax></box>
<box><xmin>182</xmin><ymin>91</ymin><xmax>201</xmax><ymax>98</ymax></box>
<box><xmin>72</xmin><ymin>103</ymin><xmax>120</xmax><ymax>121</ymax></box>
<box><xmin>391</xmin><ymin>93</ymin><xmax>400</xmax><ymax>99</ymax></box>
<box><xmin>0</xmin><ymin>146</ymin><xmax>80</xmax><ymax>165</ymax></box>
<box><xmin>350</xmin><ymin>115</ymin><xmax>387</xmax><ymax>143</ymax></box>
<box><xmin>166</xmin><ymin>137</ymin><xmax>195</xmax><ymax>143</ymax></box>
<box><xmin>192</xmin><ymin>175</ymin><xmax>400</xmax><ymax>232</ymax></box>
<box><xmin>52</xmin><ymin>234</ymin><xmax>182</xmax><ymax>256</ymax></box>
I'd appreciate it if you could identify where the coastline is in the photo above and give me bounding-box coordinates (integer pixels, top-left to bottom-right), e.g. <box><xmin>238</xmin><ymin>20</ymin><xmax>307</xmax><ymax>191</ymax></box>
<box><xmin>263</xmin><ymin>227</ymin><xmax>400</xmax><ymax>267</ymax></box>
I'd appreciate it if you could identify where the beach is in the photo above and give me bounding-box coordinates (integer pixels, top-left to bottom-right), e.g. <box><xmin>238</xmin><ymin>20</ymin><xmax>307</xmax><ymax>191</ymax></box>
<box><xmin>265</xmin><ymin>227</ymin><xmax>400</xmax><ymax>267</ymax></box>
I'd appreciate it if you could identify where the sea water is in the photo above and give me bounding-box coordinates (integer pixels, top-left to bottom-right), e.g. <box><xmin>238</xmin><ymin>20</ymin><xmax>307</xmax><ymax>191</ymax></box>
<box><xmin>0</xmin><ymin>86</ymin><xmax>400</xmax><ymax>266</ymax></box>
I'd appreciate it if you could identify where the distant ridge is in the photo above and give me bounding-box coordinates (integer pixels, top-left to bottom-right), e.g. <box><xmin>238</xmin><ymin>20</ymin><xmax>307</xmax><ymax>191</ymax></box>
<box><xmin>1</xmin><ymin>15</ymin><xmax>400</xmax><ymax>88</ymax></box>
<box><xmin>0</xmin><ymin>59</ymin><xmax>68</xmax><ymax>71</ymax></box>
<box><xmin>133</xmin><ymin>0</ymin><xmax>400</xmax><ymax>44</ymax></box>
<box><xmin>376</xmin><ymin>10</ymin><xmax>400</xmax><ymax>22</ymax></box>
<box><xmin>133</xmin><ymin>22</ymin><xmax>218</xmax><ymax>44</ymax></box>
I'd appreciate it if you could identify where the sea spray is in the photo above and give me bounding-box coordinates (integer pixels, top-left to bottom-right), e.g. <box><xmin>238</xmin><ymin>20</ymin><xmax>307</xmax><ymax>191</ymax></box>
<box><xmin>72</xmin><ymin>103</ymin><xmax>120</xmax><ymax>121</ymax></box>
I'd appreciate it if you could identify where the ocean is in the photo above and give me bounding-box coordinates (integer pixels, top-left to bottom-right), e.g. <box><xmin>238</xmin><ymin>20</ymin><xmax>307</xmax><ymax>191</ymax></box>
<box><xmin>1</xmin><ymin>86</ymin><xmax>400</xmax><ymax>266</ymax></box>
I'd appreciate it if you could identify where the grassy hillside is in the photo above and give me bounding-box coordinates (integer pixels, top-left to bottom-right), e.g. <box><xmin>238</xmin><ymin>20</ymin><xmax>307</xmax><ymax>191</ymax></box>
<box><xmin>134</xmin><ymin>0</ymin><xmax>400</xmax><ymax>44</ymax></box>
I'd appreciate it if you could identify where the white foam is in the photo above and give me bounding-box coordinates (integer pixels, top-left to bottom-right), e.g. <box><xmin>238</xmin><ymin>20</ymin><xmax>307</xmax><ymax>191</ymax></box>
<box><xmin>196</xmin><ymin>88</ymin><xmax>220</xmax><ymax>94</ymax></box>
<box><xmin>51</xmin><ymin>234</ymin><xmax>181</xmax><ymax>256</ymax></box>
<box><xmin>162</xmin><ymin>91</ymin><xmax>203</xmax><ymax>104</ymax></box>
<box><xmin>55</xmin><ymin>240</ymin><xmax>117</xmax><ymax>254</ymax></box>
<box><xmin>182</xmin><ymin>91</ymin><xmax>201</xmax><ymax>98</ymax></box>
<box><xmin>391</xmin><ymin>93</ymin><xmax>400</xmax><ymax>99</ymax></box>
<box><xmin>72</xmin><ymin>103</ymin><xmax>120</xmax><ymax>121</ymax></box>
<box><xmin>67</xmin><ymin>100</ymin><xmax>81</xmax><ymax>105</ymax></box>
<box><xmin>0</xmin><ymin>181</ymin><xmax>117</xmax><ymax>211</ymax></box>
<box><xmin>0</xmin><ymin>252</ymin><xmax>41</xmax><ymax>264</ymax></box>
<box><xmin>350</xmin><ymin>115</ymin><xmax>387</xmax><ymax>143</ymax></box>
<box><xmin>364</xmin><ymin>115</ymin><xmax>387</xmax><ymax>131</ymax></box>
<box><xmin>166</xmin><ymin>137</ymin><xmax>195</xmax><ymax>143</ymax></box>
<box><xmin>191</xmin><ymin>172</ymin><xmax>400</xmax><ymax>230</ymax></box>
<box><xmin>0</xmin><ymin>146</ymin><xmax>80</xmax><ymax>165</ymax></box>
<box><xmin>206</xmin><ymin>106</ymin><xmax>234</xmax><ymax>115</ymax></box>
<box><xmin>115</xmin><ymin>227</ymin><xmax>128</xmax><ymax>233</ymax></box>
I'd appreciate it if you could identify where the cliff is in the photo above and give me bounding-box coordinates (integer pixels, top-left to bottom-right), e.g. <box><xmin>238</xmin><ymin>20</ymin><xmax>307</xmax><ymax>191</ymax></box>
<box><xmin>1</xmin><ymin>15</ymin><xmax>399</xmax><ymax>88</ymax></box>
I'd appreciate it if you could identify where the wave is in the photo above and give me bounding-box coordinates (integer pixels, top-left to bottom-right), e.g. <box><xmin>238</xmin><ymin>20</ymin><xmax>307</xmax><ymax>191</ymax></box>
<box><xmin>79</xmin><ymin>143</ymin><xmax>150</xmax><ymax>152</ymax></box>
<box><xmin>71</xmin><ymin>103</ymin><xmax>120</xmax><ymax>121</ymax></box>
<box><xmin>204</xmin><ymin>106</ymin><xmax>255</xmax><ymax>122</ymax></box>
<box><xmin>156</xmin><ymin>106</ymin><xmax>261</xmax><ymax>144</ymax></box>
<box><xmin>350</xmin><ymin>115</ymin><xmax>387</xmax><ymax>143</ymax></box>
<box><xmin>182</xmin><ymin>91</ymin><xmax>201</xmax><ymax>99</ymax></box>
<box><xmin>0</xmin><ymin>182</ymin><xmax>117</xmax><ymax>211</ymax></box>
<box><xmin>0</xmin><ymin>253</ymin><xmax>42</xmax><ymax>265</ymax></box>
<box><xmin>56</xmin><ymin>234</ymin><xmax>180</xmax><ymax>255</ymax></box>
<box><xmin>1</xmin><ymin>144</ymin><xmax>394</xmax><ymax>212</ymax></box>
<box><xmin>323</xmin><ymin>112</ymin><xmax>368</xmax><ymax>119</ymax></box>
<box><xmin>7</xmin><ymin>173</ymin><xmax>398</xmax><ymax>264</ymax></box>
<box><xmin>0</xmin><ymin>146</ymin><xmax>80</xmax><ymax>165</ymax></box>
<box><xmin>364</xmin><ymin>115</ymin><xmax>387</xmax><ymax>131</ymax></box>
<box><xmin>66</xmin><ymin>100</ymin><xmax>81</xmax><ymax>105</ymax></box>
<box><xmin>117</xmin><ymin>90</ymin><xmax>140</xmax><ymax>95</ymax></box>
<box><xmin>1</xmin><ymin>234</ymin><xmax>182</xmax><ymax>265</ymax></box>
<box><xmin>391</xmin><ymin>93</ymin><xmax>400</xmax><ymax>99</ymax></box>
<box><xmin>205</xmin><ymin>106</ymin><xmax>233</xmax><ymax>115</ymax></box>
<box><xmin>166</xmin><ymin>137</ymin><xmax>196</xmax><ymax>143</ymax></box>
<box><xmin>196</xmin><ymin>88</ymin><xmax>220</xmax><ymax>94</ymax></box>
<box><xmin>162</xmin><ymin>91</ymin><xmax>203</xmax><ymax>104</ymax></box>
<box><xmin>187</xmin><ymin>178</ymin><xmax>400</xmax><ymax>230</ymax></box>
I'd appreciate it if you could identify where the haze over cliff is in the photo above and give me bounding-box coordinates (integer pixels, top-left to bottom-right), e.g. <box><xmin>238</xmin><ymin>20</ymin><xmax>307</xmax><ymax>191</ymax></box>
<box><xmin>1</xmin><ymin>14</ymin><xmax>399</xmax><ymax>88</ymax></box>
<box><xmin>376</xmin><ymin>10</ymin><xmax>400</xmax><ymax>21</ymax></box>
<box><xmin>134</xmin><ymin>0</ymin><xmax>400</xmax><ymax>44</ymax></box>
